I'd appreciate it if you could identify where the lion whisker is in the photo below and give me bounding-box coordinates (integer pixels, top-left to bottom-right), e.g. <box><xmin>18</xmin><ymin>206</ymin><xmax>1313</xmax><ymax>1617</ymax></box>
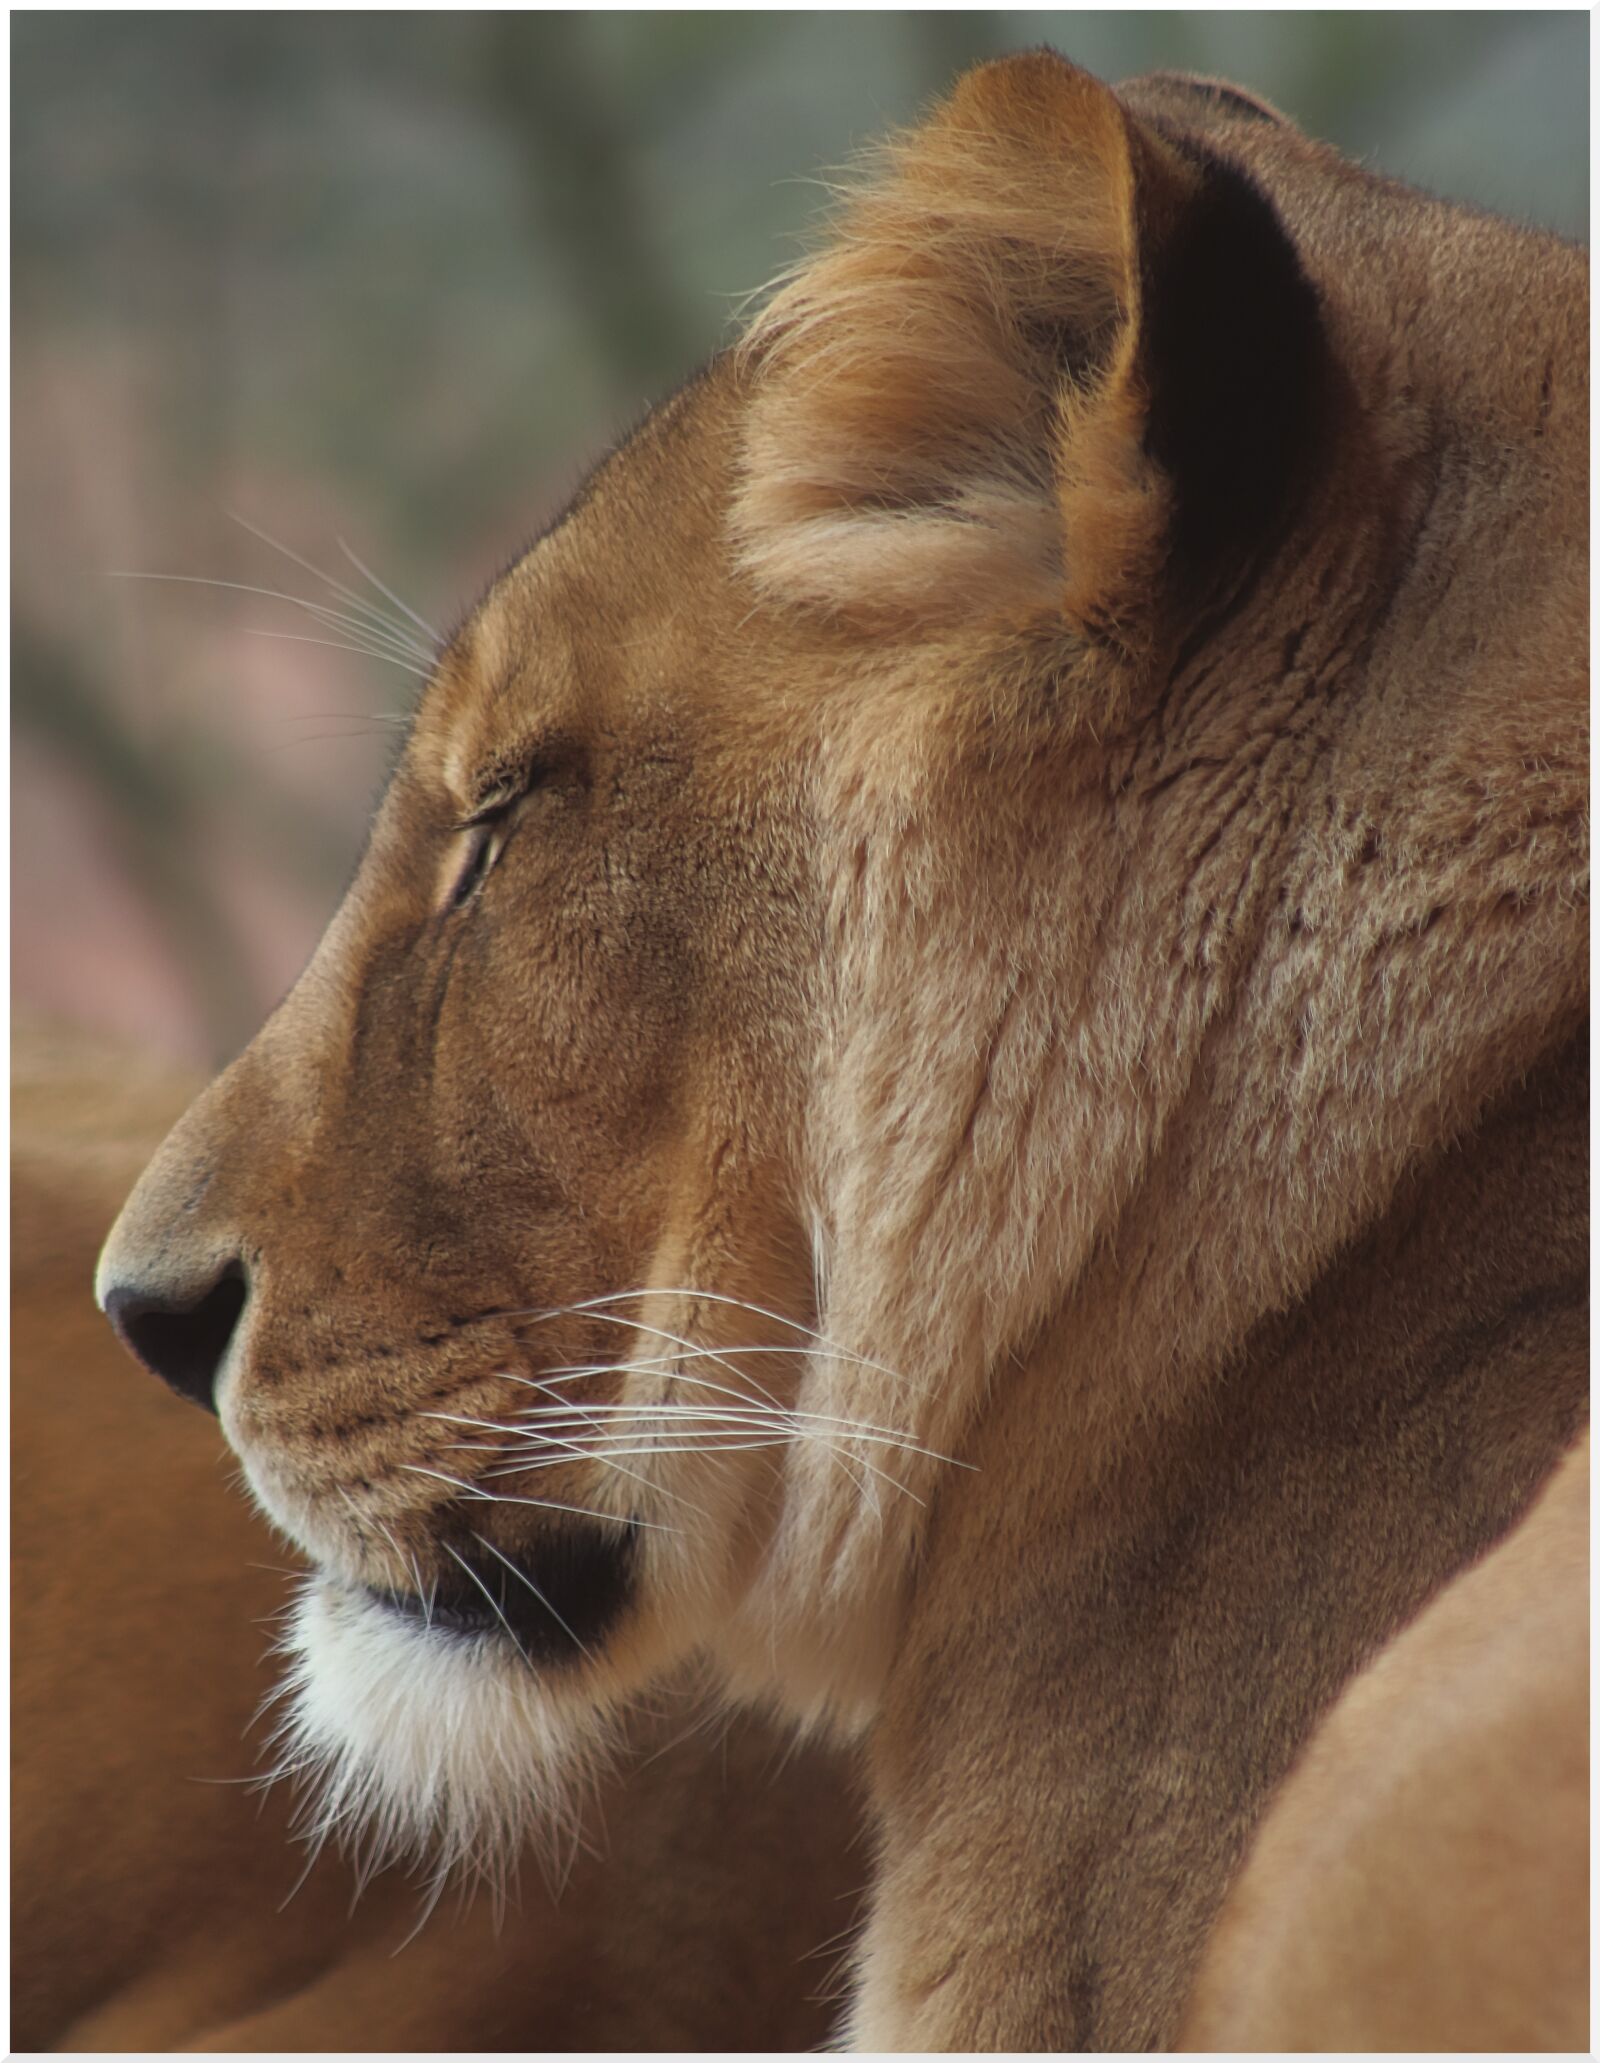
<box><xmin>467</xmin><ymin>1528</ymin><xmax>593</xmax><ymax>1660</ymax></box>
<box><xmin>229</xmin><ymin>507</ymin><xmax>441</xmax><ymax>653</ymax></box>
<box><xmin>332</xmin><ymin>1481</ymin><xmax>377</xmax><ymax>1554</ymax></box>
<box><xmin>513</xmin><ymin>1413</ymin><xmax>952</xmax><ymax>1471</ymax></box>
<box><xmin>282</xmin><ymin>709</ymin><xmax>413</xmax><ymax>726</ymax></box>
<box><xmin>496</xmin><ymin>1359</ymin><xmax>786</xmax><ymax>1423</ymax></box>
<box><xmin>478</xmin><ymin>1436</ymin><xmax>794</xmax><ymax>1468</ymax></box>
<box><xmin>241</xmin><ymin>627</ymin><xmax>433</xmax><ymax>679</ymax></box>
<box><xmin>502</xmin><ymin>1288</ymin><xmax>921</xmax><ymax>1393</ymax></box>
<box><xmin>536</xmin><ymin>1310</ymin><xmax>792</xmax><ymax>1413</ymax></box>
<box><xmin>455</xmin><ymin>1422</ymin><xmax>796</xmax><ymax>1447</ymax></box>
<box><xmin>458</xmin><ymin>1421</ymin><xmax>925</xmax><ymax>1506</ymax></box>
<box><xmin>533</xmin><ymin>1346</ymin><xmax>812</xmax><ymax>1379</ymax></box>
<box><xmin>498</xmin><ymin>1320</ymin><xmax>946</xmax><ymax>1503</ymax></box>
<box><xmin>109</xmin><ymin>566</ymin><xmax>436</xmax><ymax>667</ymax></box>
<box><xmin>441</xmin><ymin>1538</ymin><xmax>530</xmax><ymax>1668</ymax></box>
<box><xmin>491</xmin><ymin>1386</ymin><xmax>969</xmax><ymax>1465</ymax></box>
<box><xmin>427</xmin><ymin>1416</ymin><xmax>717</xmax><ymax>1520</ymax></box>
<box><xmin>336</xmin><ymin>533</ymin><xmax>443</xmax><ymax>646</ymax></box>
<box><xmin>506</xmin><ymin>1355</ymin><xmax>792</xmax><ymax>1420</ymax></box>
<box><xmin>397</xmin><ymin>1462</ymin><xmax>679</xmax><ymax>1534</ymax></box>
<box><xmin>557</xmin><ymin>1287</ymin><xmax>923</xmax><ymax>1390</ymax></box>
<box><xmin>409</xmin><ymin>1545</ymin><xmax>439</xmax><ymax>1633</ymax></box>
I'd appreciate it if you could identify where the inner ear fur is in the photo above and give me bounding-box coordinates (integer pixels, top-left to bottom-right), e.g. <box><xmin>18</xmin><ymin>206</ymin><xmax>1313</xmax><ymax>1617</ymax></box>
<box><xmin>735</xmin><ymin>50</ymin><xmax>1323</xmax><ymax>643</ymax></box>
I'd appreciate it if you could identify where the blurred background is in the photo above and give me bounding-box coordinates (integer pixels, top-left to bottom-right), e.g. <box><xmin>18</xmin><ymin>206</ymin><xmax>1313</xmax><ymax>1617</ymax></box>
<box><xmin>13</xmin><ymin>11</ymin><xmax>1589</xmax><ymax>1071</ymax></box>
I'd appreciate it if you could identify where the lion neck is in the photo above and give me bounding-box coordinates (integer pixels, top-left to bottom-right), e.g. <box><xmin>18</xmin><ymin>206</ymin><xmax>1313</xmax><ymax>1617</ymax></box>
<box><xmin>854</xmin><ymin>1026</ymin><xmax>1587</xmax><ymax>2049</ymax></box>
<box><xmin>794</xmin><ymin>269</ymin><xmax>1587</xmax><ymax>2037</ymax></box>
<box><xmin>727</xmin><ymin>349</ymin><xmax>1586</xmax><ymax>1734</ymax></box>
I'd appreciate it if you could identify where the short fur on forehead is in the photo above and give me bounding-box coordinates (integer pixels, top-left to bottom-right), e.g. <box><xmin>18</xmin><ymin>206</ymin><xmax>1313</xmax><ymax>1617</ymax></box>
<box><xmin>734</xmin><ymin>52</ymin><xmax>1196</xmax><ymax>638</ymax></box>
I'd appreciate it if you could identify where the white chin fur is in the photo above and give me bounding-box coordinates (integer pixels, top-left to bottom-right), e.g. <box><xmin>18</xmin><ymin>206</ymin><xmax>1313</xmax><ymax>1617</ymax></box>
<box><xmin>268</xmin><ymin>1578</ymin><xmax>615</xmax><ymax>1887</ymax></box>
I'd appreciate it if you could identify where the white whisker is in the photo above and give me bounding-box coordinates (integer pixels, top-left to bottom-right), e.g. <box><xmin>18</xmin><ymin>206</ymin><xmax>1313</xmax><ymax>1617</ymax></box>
<box><xmin>338</xmin><ymin>534</ymin><xmax>443</xmax><ymax>644</ymax></box>
<box><xmin>479</xmin><ymin>1440</ymin><xmax>791</xmax><ymax>1476</ymax></box>
<box><xmin>493</xmin><ymin>1386</ymin><xmax>969</xmax><ymax>1465</ymax></box>
<box><xmin>480</xmin><ymin>1428</ymin><xmax>795</xmax><ymax>1458</ymax></box>
<box><xmin>442</xmin><ymin>1539</ymin><xmax>529</xmax><ymax>1667</ymax></box>
<box><xmin>398</xmin><ymin>1463</ymin><xmax>679</xmax><ymax>1534</ymax></box>
<box><xmin>109</xmin><ymin>567</ymin><xmax>436</xmax><ymax>666</ymax></box>
<box><xmin>426</xmin><ymin>1416</ymin><xmax>715</xmax><ymax>1519</ymax></box>
<box><xmin>468</xmin><ymin>1529</ymin><xmax>592</xmax><ymax>1660</ymax></box>
<box><xmin>558</xmin><ymin>1287</ymin><xmax>921</xmax><ymax>1390</ymax></box>
<box><xmin>283</xmin><ymin>708</ymin><xmax>413</xmax><ymax>726</ymax></box>
<box><xmin>449</xmin><ymin>1407</ymin><xmax>927</xmax><ymax>1506</ymax></box>
<box><xmin>550</xmin><ymin>1310</ymin><xmax>790</xmax><ymax>1412</ymax></box>
<box><xmin>241</xmin><ymin>627</ymin><xmax>432</xmax><ymax>679</ymax></box>
<box><xmin>228</xmin><ymin>507</ymin><xmax>439</xmax><ymax>654</ymax></box>
<box><xmin>498</xmin><ymin>1357</ymin><xmax>783</xmax><ymax>1421</ymax></box>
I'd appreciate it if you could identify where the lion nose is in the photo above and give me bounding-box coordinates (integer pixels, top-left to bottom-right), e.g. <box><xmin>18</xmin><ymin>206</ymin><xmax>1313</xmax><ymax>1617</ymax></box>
<box><xmin>103</xmin><ymin>1260</ymin><xmax>251</xmax><ymax>1415</ymax></box>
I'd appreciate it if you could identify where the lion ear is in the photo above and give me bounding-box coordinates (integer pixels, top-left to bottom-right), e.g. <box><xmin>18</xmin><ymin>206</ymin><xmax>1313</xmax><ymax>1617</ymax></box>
<box><xmin>734</xmin><ymin>51</ymin><xmax>1321</xmax><ymax>641</ymax></box>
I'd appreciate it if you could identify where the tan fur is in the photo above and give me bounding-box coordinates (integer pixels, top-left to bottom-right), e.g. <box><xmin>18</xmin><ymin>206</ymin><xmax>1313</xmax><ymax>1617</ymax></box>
<box><xmin>1179</xmin><ymin>1431</ymin><xmax>1590</xmax><ymax>2052</ymax></box>
<box><xmin>95</xmin><ymin>54</ymin><xmax>1586</xmax><ymax>2048</ymax></box>
<box><xmin>736</xmin><ymin>60</ymin><xmax>1178</xmax><ymax>638</ymax></box>
<box><xmin>15</xmin><ymin>1025</ymin><xmax>856</xmax><ymax>2051</ymax></box>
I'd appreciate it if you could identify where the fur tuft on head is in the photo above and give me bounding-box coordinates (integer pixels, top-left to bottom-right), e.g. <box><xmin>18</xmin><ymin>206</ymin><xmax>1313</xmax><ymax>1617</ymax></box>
<box><xmin>734</xmin><ymin>52</ymin><xmax>1190</xmax><ymax>633</ymax></box>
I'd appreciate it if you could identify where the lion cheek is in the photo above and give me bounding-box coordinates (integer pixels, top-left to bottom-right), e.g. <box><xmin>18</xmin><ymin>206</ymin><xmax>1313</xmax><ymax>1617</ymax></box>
<box><xmin>227</xmin><ymin>1438</ymin><xmax>370</xmax><ymax>1585</ymax></box>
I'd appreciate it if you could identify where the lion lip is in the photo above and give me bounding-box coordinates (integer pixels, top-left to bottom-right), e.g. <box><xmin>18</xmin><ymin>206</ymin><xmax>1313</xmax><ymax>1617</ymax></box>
<box><xmin>375</xmin><ymin>1586</ymin><xmax>505</xmax><ymax>1641</ymax></box>
<box><xmin>369</xmin><ymin>1523</ymin><xmax>637</xmax><ymax>1666</ymax></box>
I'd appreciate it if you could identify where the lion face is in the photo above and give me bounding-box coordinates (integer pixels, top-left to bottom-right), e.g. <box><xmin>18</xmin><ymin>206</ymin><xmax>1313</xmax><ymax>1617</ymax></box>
<box><xmin>98</xmin><ymin>388</ymin><xmax>859</xmax><ymax>1859</ymax></box>
<box><xmin>99</xmin><ymin>53</ymin><xmax>1587</xmax><ymax>1873</ymax></box>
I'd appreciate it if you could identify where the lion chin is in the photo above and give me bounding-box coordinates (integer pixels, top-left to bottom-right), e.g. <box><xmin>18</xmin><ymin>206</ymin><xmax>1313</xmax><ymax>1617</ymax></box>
<box><xmin>271</xmin><ymin>1578</ymin><xmax>617</xmax><ymax>1889</ymax></box>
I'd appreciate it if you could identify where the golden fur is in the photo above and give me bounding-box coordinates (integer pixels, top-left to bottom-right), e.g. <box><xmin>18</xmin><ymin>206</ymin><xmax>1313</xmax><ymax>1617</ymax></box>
<box><xmin>1179</xmin><ymin>1430</ymin><xmax>1589</xmax><ymax>2051</ymax></box>
<box><xmin>15</xmin><ymin>1026</ymin><xmax>855</xmax><ymax>2051</ymax></box>
<box><xmin>97</xmin><ymin>55</ymin><xmax>1586</xmax><ymax>2047</ymax></box>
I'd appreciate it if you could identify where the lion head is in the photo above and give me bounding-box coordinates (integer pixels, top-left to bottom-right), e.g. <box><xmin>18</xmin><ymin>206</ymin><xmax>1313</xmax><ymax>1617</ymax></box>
<box><xmin>98</xmin><ymin>53</ymin><xmax>1587</xmax><ymax>1886</ymax></box>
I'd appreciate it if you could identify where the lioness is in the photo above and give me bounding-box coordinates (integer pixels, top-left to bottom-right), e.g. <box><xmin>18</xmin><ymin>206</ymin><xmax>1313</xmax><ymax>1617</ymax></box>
<box><xmin>98</xmin><ymin>54</ymin><xmax>1587</xmax><ymax>2049</ymax></box>
<box><xmin>15</xmin><ymin>1025</ymin><xmax>855</xmax><ymax>2050</ymax></box>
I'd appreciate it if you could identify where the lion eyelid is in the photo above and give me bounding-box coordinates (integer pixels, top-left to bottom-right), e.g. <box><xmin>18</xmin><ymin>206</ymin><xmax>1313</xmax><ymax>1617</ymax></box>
<box><xmin>453</xmin><ymin>749</ymin><xmax>572</xmax><ymax>830</ymax></box>
<box><xmin>453</xmin><ymin>789</ymin><xmax>521</xmax><ymax>832</ymax></box>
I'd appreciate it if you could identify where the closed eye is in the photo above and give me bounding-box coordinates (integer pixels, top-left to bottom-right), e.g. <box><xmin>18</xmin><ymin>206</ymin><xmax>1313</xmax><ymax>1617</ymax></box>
<box><xmin>442</xmin><ymin>751</ymin><xmax>577</xmax><ymax>913</ymax></box>
<box><xmin>448</xmin><ymin>819</ymin><xmax>504</xmax><ymax>910</ymax></box>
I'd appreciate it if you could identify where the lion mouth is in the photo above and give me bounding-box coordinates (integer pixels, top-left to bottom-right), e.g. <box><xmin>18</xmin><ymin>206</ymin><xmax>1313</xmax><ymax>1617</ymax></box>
<box><xmin>371</xmin><ymin>1522</ymin><xmax>637</xmax><ymax>1666</ymax></box>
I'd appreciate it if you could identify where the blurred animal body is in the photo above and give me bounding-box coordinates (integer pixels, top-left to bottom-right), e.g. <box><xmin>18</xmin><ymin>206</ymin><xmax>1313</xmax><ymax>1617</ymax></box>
<box><xmin>1179</xmin><ymin>1430</ymin><xmax>1589</xmax><ymax>2051</ymax></box>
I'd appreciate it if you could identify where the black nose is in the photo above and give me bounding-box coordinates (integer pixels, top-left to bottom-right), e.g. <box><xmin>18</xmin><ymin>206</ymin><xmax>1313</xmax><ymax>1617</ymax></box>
<box><xmin>103</xmin><ymin>1261</ymin><xmax>250</xmax><ymax>1414</ymax></box>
